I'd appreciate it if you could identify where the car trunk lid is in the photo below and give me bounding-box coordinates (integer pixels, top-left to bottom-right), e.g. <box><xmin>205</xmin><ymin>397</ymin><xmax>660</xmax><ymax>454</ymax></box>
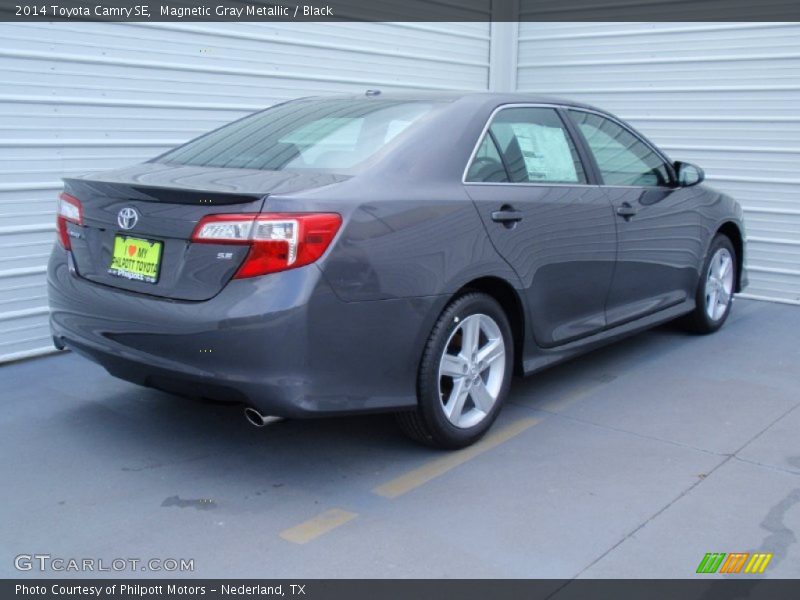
<box><xmin>63</xmin><ymin>162</ymin><xmax>347</xmax><ymax>301</ymax></box>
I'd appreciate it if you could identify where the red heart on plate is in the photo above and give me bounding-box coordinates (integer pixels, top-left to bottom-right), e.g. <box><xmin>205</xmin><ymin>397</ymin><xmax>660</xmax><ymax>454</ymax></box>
<box><xmin>128</xmin><ymin>245</ymin><xmax>136</xmax><ymax>256</ymax></box>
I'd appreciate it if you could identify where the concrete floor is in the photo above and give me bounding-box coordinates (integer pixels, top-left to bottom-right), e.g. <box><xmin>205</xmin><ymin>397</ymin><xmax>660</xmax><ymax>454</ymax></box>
<box><xmin>1</xmin><ymin>298</ymin><xmax>798</xmax><ymax>579</ymax></box>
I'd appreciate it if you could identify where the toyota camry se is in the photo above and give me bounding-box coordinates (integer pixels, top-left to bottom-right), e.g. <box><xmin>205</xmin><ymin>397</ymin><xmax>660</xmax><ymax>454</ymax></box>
<box><xmin>48</xmin><ymin>92</ymin><xmax>747</xmax><ymax>448</ymax></box>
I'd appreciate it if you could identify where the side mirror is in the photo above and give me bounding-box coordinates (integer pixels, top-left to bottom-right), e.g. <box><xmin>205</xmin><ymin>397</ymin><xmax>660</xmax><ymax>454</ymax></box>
<box><xmin>675</xmin><ymin>161</ymin><xmax>705</xmax><ymax>187</ymax></box>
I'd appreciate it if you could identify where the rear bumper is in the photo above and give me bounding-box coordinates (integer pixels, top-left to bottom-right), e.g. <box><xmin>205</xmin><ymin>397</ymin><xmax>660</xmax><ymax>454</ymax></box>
<box><xmin>47</xmin><ymin>246</ymin><xmax>443</xmax><ymax>417</ymax></box>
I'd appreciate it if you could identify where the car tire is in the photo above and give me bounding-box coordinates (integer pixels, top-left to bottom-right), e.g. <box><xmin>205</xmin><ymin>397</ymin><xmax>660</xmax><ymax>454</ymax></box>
<box><xmin>681</xmin><ymin>233</ymin><xmax>737</xmax><ymax>334</ymax></box>
<box><xmin>396</xmin><ymin>292</ymin><xmax>514</xmax><ymax>449</ymax></box>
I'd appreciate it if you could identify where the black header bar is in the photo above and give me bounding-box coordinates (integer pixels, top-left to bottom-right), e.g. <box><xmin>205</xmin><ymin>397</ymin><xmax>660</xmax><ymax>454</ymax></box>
<box><xmin>3</xmin><ymin>0</ymin><xmax>800</xmax><ymax>22</ymax></box>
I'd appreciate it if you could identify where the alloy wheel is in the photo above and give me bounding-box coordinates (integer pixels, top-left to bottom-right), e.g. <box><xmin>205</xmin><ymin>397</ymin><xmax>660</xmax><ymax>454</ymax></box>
<box><xmin>438</xmin><ymin>313</ymin><xmax>506</xmax><ymax>429</ymax></box>
<box><xmin>705</xmin><ymin>247</ymin><xmax>735</xmax><ymax>321</ymax></box>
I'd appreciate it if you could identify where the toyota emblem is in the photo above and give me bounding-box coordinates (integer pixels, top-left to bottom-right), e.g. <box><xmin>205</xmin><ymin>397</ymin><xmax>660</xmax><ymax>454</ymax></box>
<box><xmin>117</xmin><ymin>207</ymin><xmax>139</xmax><ymax>230</ymax></box>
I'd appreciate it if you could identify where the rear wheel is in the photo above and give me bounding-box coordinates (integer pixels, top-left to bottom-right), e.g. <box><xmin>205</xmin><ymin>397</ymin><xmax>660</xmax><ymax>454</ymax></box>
<box><xmin>681</xmin><ymin>233</ymin><xmax>737</xmax><ymax>334</ymax></box>
<box><xmin>397</xmin><ymin>292</ymin><xmax>513</xmax><ymax>449</ymax></box>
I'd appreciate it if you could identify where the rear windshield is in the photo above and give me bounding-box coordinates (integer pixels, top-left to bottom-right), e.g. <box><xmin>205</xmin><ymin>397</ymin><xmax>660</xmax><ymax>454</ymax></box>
<box><xmin>157</xmin><ymin>99</ymin><xmax>441</xmax><ymax>172</ymax></box>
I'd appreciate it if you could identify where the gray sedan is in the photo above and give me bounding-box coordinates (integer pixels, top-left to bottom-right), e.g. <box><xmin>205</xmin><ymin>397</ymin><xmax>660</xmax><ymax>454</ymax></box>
<box><xmin>47</xmin><ymin>92</ymin><xmax>747</xmax><ymax>448</ymax></box>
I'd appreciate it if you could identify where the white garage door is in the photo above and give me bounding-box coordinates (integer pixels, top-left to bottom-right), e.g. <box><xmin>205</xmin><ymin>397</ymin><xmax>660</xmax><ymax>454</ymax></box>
<box><xmin>0</xmin><ymin>22</ymin><xmax>491</xmax><ymax>363</ymax></box>
<box><xmin>517</xmin><ymin>22</ymin><xmax>800</xmax><ymax>305</ymax></box>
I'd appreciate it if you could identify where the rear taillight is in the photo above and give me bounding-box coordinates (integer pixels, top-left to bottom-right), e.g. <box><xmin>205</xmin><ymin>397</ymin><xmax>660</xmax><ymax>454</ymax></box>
<box><xmin>56</xmin><ymin>192</ymin><xmax>83</xmax><ymax>250</ymax></box>
<box><xmin>191</xmin><ymin>213</ymin><xmax>342</xmax><ymax>278</ymax></box>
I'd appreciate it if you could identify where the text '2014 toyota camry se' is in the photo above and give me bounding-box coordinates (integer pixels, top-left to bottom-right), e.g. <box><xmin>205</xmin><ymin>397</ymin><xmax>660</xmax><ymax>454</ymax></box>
<box><xmin>48</xmin><ymin>92</ymin><xmax>747</xmax><ymax>448</ymax></box>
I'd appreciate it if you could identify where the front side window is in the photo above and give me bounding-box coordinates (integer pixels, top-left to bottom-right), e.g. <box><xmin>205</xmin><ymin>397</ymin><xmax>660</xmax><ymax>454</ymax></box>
<box><xmin>158</xmin><ymin>99</ymin><xmax>441</xmax><ymax>172</ymax></box>
<box><xmin>568</xmin><ymin>110</ymin><xmax>673</xmax><ymax>187</ymax></box>
<box><xmin>466</xmin><ymin>107</ymin><xmax>587</xmax><ymax>184</ymax></box>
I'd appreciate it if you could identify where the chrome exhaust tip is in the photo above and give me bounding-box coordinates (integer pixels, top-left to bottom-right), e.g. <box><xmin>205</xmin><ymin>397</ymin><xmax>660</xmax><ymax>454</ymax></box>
<box><xmin>244</xmin><ymin>407</ymin><xmax>283</xmax><ymax>428</ymax></box>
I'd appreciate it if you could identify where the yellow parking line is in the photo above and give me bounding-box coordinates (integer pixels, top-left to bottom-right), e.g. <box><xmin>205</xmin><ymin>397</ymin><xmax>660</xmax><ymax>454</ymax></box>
<box><xmin>373</xmin><ymin>417</ymin><xmax>540</xmax><ymax>499</ymax></box>
<box><xmin>279</xmin><ymin>508</ymin><xmax>358</xmax><ymax>544</ymax></box>
<box><xmin>537</xmin><ymin>374</ymin><xmax>616</xmax><ymax>413</ymax></box>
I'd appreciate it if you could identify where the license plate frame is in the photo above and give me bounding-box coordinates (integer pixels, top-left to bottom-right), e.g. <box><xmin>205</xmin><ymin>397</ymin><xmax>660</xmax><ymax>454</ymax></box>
<box><xmin>108</xmin><ymin>235</ymin><xmax>163</xmax><ymax>284</ymax></box>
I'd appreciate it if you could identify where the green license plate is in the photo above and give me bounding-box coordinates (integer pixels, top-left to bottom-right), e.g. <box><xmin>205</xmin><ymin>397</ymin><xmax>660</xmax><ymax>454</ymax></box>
<box><xmin>108</xmin><ymin>236</ymin><xmax>163</xmax><ymax>284</ymax></box>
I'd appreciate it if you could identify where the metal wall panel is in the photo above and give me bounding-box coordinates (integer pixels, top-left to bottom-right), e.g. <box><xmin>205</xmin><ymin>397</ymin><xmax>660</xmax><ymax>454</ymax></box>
<box><xmin>517</xmin><ymin>22</ymin><xmax>800</xmax><ymax>305</ymax></box>
<box><xmin>0</xmin><ymin>22</ymin><xmax>491</xmax><ymax>362</ymax></box>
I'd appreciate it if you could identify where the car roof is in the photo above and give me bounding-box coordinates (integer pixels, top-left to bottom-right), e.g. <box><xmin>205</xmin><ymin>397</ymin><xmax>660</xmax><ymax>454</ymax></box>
<box><xmin>302</xmin><ymin>91</ymin><xmax>606</xmax><ymax>113</ymax></box>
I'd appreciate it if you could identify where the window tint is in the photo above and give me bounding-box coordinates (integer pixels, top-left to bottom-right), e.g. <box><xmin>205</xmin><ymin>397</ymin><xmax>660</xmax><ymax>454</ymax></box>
<box><xmin>568</xmin><ymin>110</ymin><xmax>673</xmax><ymax>186</ymax></box>
<box><xmin>465</xmin><ymin>135</ymin><xmax>509</xmax><ymax>182</ymax></box>
<box><xmin>467</xmin><ymin>107</ymin><xmax>586</xmax><ymax>184</ymax></box>
<box><xmin>159</xmin><ymin>99</ymin><xmax>440</xmax><ymax>172</ymax></box>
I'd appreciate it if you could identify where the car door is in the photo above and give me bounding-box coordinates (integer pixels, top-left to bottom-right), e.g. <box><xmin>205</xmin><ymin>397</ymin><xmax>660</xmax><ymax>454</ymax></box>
<box><xmin>464</xmin><ymin>106</ymin><xmax>617</xmax><ymax>348</ymax></box>
<box><xmin>566</xmin><ymin>110</ymin><xmax>703</xmax><ymax>327</ymax></box>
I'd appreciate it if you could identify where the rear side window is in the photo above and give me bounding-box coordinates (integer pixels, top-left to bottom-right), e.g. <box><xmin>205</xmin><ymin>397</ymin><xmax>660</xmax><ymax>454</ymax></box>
<box><xmin>466</xmin><ymin>107</ymin><xmax>587</xmax><ymax>184</ymax></box>
<box><xmin>568</xmin><ymin>110</ymin><xmax>673</xmax><ymax>187</ymax></box>
<box><xmin>465</xmin><ymin>135</ymin><xmax>509</xmax><ymax>182</ymax></box>
<box><xmin>158</xmin><ymin>99</ymin><xmax>440</xmax><ymax>172</ymax></box>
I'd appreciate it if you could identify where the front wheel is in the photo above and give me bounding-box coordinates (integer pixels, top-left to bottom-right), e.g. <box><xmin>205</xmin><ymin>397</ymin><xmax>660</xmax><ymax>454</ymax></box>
<box><xmin>681</xmin><ymin>233</ymin><xmax>737</xmax><ymax>334</ymax></box>
<box><xmin>396</xmin><ymin>292</ymin><xmax>514</xmax><ymax>448</ymax></box>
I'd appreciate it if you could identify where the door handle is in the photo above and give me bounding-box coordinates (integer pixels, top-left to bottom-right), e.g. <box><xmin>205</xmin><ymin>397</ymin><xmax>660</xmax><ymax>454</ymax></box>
<box><xmin>616</xmin><ymin>202</ymin><xmax>638</xmax><ymax>219</ymax></box>
<box><xmin>491</xmin><ymin>209</ymin><xmax>524</xmax><ymax>223</ymax></box>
